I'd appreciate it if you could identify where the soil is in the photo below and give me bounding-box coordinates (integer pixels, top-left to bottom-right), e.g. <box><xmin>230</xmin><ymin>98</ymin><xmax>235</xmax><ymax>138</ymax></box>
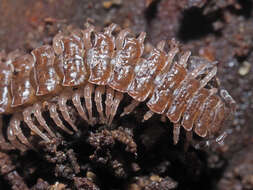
<box><xmin>0</xmin><ymin>0</ymin><xmax>252</xmax><ymax>189</ymax></box>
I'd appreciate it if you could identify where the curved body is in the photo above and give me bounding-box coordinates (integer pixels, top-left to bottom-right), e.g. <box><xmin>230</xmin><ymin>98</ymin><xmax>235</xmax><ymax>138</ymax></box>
<box><xmin>0</xmin><ymin>23</ymin><xmax>236</xmax><ymax>151</ymax></box>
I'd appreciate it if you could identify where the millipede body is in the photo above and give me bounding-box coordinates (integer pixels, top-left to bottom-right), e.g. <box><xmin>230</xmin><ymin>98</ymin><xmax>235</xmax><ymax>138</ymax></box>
<box><xmin>0</xmin><ymin>23</ymin><xmax>236</xmax><ymax>151</ymax></box>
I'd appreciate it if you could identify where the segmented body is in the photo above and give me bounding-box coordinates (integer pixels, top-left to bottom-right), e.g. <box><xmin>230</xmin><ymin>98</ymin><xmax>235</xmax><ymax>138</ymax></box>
<box><xmin>0</xmin><ymin>23</ymin><xmax>236</xmax><ymax>151</ymax></box>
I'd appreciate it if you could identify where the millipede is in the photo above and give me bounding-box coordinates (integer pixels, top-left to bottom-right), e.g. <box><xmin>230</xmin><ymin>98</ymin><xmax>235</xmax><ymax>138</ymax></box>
<box><xmin>0</xmin><ymin>23</ymin><xmax>236</xmax><ymax>151</ymax></box>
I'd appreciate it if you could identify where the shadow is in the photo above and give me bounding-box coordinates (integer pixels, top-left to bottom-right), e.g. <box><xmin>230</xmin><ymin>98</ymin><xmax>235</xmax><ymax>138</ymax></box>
<box><xmin>177</xmin><ymin>7</ymin><xmax>216</xmax><ymax>42</ymax></box>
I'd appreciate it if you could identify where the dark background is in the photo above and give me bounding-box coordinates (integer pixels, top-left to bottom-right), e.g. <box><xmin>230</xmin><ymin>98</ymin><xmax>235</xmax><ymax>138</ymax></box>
<box><xmin>0</xmin><ymin>0</ymin><xmax>252</xmax><ymax>189</ymax></box>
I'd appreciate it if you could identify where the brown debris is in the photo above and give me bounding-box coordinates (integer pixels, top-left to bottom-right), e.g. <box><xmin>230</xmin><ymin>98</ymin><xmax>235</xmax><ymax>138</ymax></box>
<box><xmin>218</xmin><ymin>146</ymin><xmax>253</xmax><ymax>190</ymax></box>
<box><xmin>67</xmin><ymin>149</ymin><xmax>81</xmax><ymax>174</ymax></box>
<box><xmin>31</xmin><ymin>178</ymin><xmax>50</xmax><ymax>190</ymax></box>
<box><xmin>127</xmin><ymin>175</ymin><xmax>177</xmax><ymax>190</ymax></box>
<box><xmin>103</xmin><ymin>0</ymin><xmax>122</xmax><ymax>9</ymax></box>
<box><xmin>89</xmin><ymin>128</ymin><xmax>137</xmax><ymax>155</ymax></box>
<box><xmin>111</xmin><ymin>128</ymin><xmax>137</xmax><ymax>154</ymax></box>
<box><xmin>88</xmin><ymin>128</ymin><xmax>137</xmax><ymax>178</ymax></box>
<box><xmin>0</xmin><ymin>0</ymin><xmax>252</xmax><ymax>189</ymax></box>
<box><xmin>0</xmin><ymin>152</ymin><xmax>29</xmax><ymax>190</ymax></box>
<box><xmin>74</xmin><ymin>177</ymin><xmax>100</xmax><ymax>190</ymax></box>
<box><xmin>49</xmin><ymin>182</ymin><xmax>67</xmax><ymax>190</ymax></box>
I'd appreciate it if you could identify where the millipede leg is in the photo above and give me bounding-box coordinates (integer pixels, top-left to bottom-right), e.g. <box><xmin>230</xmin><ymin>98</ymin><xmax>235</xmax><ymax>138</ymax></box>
<box><xmin>178</xmin><ymin>51</ymin><xmax>191</xmax><ymax>68</ymax></box>
<box><xmin>220</xmin><ymin>89</ymin><xmax>236</xmax><ymax>113</ymax></box>
<box><xmin>156</xmin><ymin>40</ymin><xmax>166</xmax><ymax>51</ymax></box>
<box><xmin>187</xmin><ymin>61</ymin><xmax>213</xmax><ymax>80</ymax></box>
<box><xmin>58</xmin><ymin>92</ymin><xmax>78</xmax><ymax>131</ymax></box>
<box><xmin>10</xmin><ymin>114</ymin><xmax>32</xmax><ymax>148</ymax></box>
<box><xmin>115</xmin><ymin>28</ymin><xmax>131</xmax><ymax>50</ymax></box>
<box><xmin>184</xmin><ymin>131</ymin><xmax>193</xmax><ymax>151</ymax></box>
<box><xmin>33</xmin><ymin>103</ymin><xmax>56</xmax><ymax>137</ymax></box>
<box><xmin>0</xmin><ymin>116</ymin><xmax>14</xmax><ymax>151</ymax></box>
<box><xmin>173</xmin><ymin>123</ymin><xmax>181</xmax><ymax>145</ymax></box>
<box><xmin>84</xmin><ymin>83</ymin><xmax>95</xmax><ymax>125</ymax></box>
<box><xmin>137</xmin><ymin>32</ymin><xmax>146</xmax><ymax>46</ymax></box>
<box><xmin>82</xmin><ymin>25</ymin><xmax>95</xmax><ymax>49</ymax></box>
<box><xmin>120</xmin><ymin>99</ymin><xmax>140</xmax><ymax>117</ymax></box>
<box><xmin>142</xmin><ymin>110</ymin><xmax>154</xmax><ymax>122</ymax></box>
<box><xmin>105</xmin><ymin>86</ymin><xmax>114</xmax><ymax>124</ymax></box>
<box><xmin>7</xmin><ymin>126</ymin><xmax>27</xmax><ymax>152</ymax></box>
<box><xmin>23</xmin><ymin>108</ymin><xmax>50</xmax><ymax>142</ymax></box>
<box><xmin>104</xmin><ymin>23</ymin><xmax>117</xmax><ymax>36</ymax></box>
<box><xmin>215</xmin><ymin>131</ymin><xmax>227</xmax><ymax>145</ymax></box>
<box><xmin>72</xmin><ymin>89</ymin><xmax>89</xmax><ymax>124</ymax></box>
<box><xmin>166</xmin><ymin>46</ymin><xmax>179</xmax><ymax>67</ymax></box>
<box><xmin>95</xmin><ymin>86</ymin><xmax>106</xmax><ymax>124</ymax></box>
<box><xmin>108</xmin><ymin>92</ymin><xmax>123</xmax><ymax>125</ymax></box>
<box><xmin>48</xmin><ymin>103</ymin><xmax>73</xmax><ymax>135</ymax></box>
<box><xmin>200</xmin><ymin>67</ymin><xmax>217</xmax><ymax>88</ymax></box>
<box><xmin>161</xmin><ymin>114</ymin><xmax>167</xmax><ymax>123</ymax></box>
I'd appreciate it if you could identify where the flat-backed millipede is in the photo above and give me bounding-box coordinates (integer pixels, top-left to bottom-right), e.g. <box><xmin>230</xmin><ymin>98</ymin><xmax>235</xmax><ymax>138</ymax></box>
<box><xmin>0</xmin><ymin>23</ymin><xmax>236</xmax><ymax>151</ymax></box>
